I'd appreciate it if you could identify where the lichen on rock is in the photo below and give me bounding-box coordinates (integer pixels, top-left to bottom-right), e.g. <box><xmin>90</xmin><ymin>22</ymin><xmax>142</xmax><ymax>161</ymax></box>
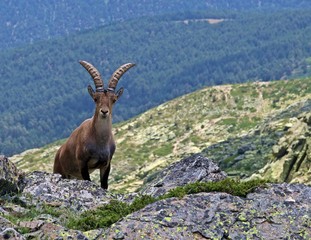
<box><xmin>19</xmin><ymin>171</ymin><xmax>116</xmax><ymax>212</ymax></box>
<box><xmin>106</xmin><ymin>183</ymin><xmax>311</xmax><ymax>240</ymax></box>
<box><xmin>0</xmin><ymin>151</ymin><xmax>311</xmax><ymax>239</ymax></box>
<box><xmin>140</xmin><ymin>154</ymin><xmax>227</xmax><ymax>197</ymax></box>
<box><xmin>254</xmin><ymin>112</ymin><xmax>311</xmax><ymax>184</ymax></box>
<box><xmin>0</xmin><ymin>155</ymin><xmax>22</xmax><ymax>196</ymax></box>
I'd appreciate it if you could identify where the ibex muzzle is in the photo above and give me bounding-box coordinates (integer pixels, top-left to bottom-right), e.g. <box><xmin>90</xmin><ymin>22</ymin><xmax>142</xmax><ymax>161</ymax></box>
<box><xmin>53</xmin><ymin>60</ymin><xmax>135</xmax><ymax>189</ymax></box>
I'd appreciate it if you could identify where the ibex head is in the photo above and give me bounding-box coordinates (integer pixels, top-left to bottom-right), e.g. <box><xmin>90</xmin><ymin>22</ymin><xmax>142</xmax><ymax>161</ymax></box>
<box><xmin>79</xmin><ymin>61</ymin><xmax>135</xmax><ymax>119</ymax></box>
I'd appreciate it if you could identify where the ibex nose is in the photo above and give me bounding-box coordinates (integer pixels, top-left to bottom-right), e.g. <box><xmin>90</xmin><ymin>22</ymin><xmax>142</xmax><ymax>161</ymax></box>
<box><xmin>101</xmin><ymin>109</ymin><xmax>109</xmax><ymax>114</ymax></box>
<box><xmin>100</xmin><ymin>109</ymin><xmax>109</xmax><ymax>117</ymax></box>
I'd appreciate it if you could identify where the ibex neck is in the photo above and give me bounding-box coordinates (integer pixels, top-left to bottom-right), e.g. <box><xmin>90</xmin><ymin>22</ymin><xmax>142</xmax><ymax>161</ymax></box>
<box><xmin>91</xmin><ymin>115</ymin><xmax>113</xmax><ymax>144</ymax></box>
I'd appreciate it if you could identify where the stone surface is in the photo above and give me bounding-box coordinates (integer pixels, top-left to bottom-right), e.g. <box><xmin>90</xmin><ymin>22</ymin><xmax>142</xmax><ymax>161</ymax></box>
<box><xmin>106</xmin><ymin>183</ymin><xmax>311</xmax><ymax>240</ymax></box>
<box><xmin>0</xmin><ymin>215</ymin><xmax>25</xmax><ymax>240</ymax></box>
<box><xmin>19</xmin><ymin>171</ymin><xmax>116</xmax><ymax>212</ymax></box>
<box><xmin>140</xmin><ymin>154</ymin><xmax>227</xmax><ymax>197</ymax></box>
<box><xmin>252</xmin><ymin>112</ymin><xmax>311</xmax><ymax>184</ymax></box>
<box><xmin>0</xmin><ymin>155</ymin><xmax>22</xmax><ymax>196</ymax></box>
<box><xmin>1</xmin><ymin>153</ymin><xmax>311</xmax><ymax>239</ymax></box>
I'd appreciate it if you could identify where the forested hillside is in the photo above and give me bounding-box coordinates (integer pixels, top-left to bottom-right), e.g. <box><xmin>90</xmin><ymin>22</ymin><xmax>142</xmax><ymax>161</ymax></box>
<box><xmin>1</xmin><ymin>9</ymin><xmax>311</xmax><ymax>156</ymax></box>
<box><xmin>1</xmin><ymin>0</ymin><xmax>311</xmax><ymax>49</ymax></box>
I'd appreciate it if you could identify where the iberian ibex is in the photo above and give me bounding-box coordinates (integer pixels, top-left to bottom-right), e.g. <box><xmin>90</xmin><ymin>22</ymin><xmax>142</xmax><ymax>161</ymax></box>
<box><xmin>53</xmin><ymin>60</ymin><xmax>135</xmax><ymax>189</ymax></box>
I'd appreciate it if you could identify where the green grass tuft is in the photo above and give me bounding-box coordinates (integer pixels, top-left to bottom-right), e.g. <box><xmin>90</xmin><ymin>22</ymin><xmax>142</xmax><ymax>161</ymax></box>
<box><xmin>66</xmin><ymin>200</ymin><xmax>130</xmax><ymax>230</ymax></box>
<box><xmin>163</xmin><ymin>178</ymin><xmax>267</xmax><ymax>199</ymax></box>
<box><xmin>66</xmin><ymin>196</ymin><xmax>158</xmax><ymax>231</ymax></box>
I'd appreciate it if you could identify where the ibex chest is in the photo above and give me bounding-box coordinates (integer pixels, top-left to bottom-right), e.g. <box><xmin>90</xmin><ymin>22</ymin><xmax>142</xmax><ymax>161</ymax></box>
<box><xmin>87</xmin><ymin>144</ymin><xmax>115</xmax><ymax>169</ymax></box>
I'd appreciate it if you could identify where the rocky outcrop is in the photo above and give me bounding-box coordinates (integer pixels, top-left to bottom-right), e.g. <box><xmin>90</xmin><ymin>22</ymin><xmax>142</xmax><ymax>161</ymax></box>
<box><xmin>0</xmin><ymin>156</ymin><xmax>311</xmax><ymax>239</ymax></box>
<box><xmin>252</xmin><ymin>112</ymin><xmax>311</xmax><ymax>184</ymax></box>
<box><xmin>140</xmin><ymin>154</ymin><xmax>227</xmax><ymax>197</ymax></box>
<box><xmin>0</xmin><ymin>155</ymin><xmax>22</xmax><ymax>195</ymax></box>
<box><xmin>106</xmin><ymin>183</ymin><xmax>311</xmax><ymax>239</ymax></box>
<box><xmin>19</xmin><ymin>171</ymin><xmax>117</xmax><ymax>212</ymax></box>
<box><xmin>0</xmin><ymin>169</ymin><xmax>113</xmax><ymax>239</ymax></box>
<box><xmin>202</xmin><ymin>99</ymin><xmax>311</xmax><ymax>184</ymax></box>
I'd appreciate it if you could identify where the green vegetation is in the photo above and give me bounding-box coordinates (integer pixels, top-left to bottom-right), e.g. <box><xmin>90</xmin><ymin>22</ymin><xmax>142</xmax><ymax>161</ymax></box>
<box><xmin>66</xmin><ymin>178</ymin><xmax>267</xmax><ymax>231</ymax></box>
<box><xmin>219</xmin><ymin>118</ymin><xmax>237</xmax><ymax>126</ymax></box>
<box><xmin>1</xmin><ymin>9</ymin><xmax>311</xmax><ymax>156</ymax></box>
<box><xmin>153</xmin><ymin>143</ymin><xmax>173</xmax><ymax>157</ymax></box>
<box><xmin>165</xmin><ymin>178</ymin><xmax>267</xmax><ymax>199</ymax></box>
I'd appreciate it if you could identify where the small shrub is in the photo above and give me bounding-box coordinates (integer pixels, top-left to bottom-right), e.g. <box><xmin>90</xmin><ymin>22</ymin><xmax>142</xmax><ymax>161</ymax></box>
<box><xmin>164</xmin><ymin>178</ymin><xmax>267</xmax><ymax>199</ymax></box>
<box><xmin>129</xmin><ymin>195</ymin><xmax>156</xmax><ymax>212</ymax></box>
<box><xmin>66</xmin><ymin>200</ymin><xmax>130</xmax><ymax>231</ymax></box>
<box><xmin>153</xmin><ymin>143</ymin><xmax>173</xmax><ymax>157</ymax></box>
<box><xmin>219</xmin><ymin>118</ymin><xmax>237</xmax><ymax>126</ymax></box>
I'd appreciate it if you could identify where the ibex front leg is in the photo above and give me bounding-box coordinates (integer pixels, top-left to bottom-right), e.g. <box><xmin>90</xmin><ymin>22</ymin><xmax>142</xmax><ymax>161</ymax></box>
<box><xmin>80</xmin><ymin>159</ymin><xmax>91</xmax><ymax>181</ymax></box>
<box><xmin>100</xmin><ymin>164</ymin><xmax>110</xmax><ymax>189</ymax></box>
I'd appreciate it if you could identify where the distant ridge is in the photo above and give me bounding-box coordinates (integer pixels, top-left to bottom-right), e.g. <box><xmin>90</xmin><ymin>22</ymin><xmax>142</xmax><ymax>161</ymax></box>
<box><xmin>2</xmin><ymin>0</ymin><xmax>311</xmax><ymax>49</ymax></box>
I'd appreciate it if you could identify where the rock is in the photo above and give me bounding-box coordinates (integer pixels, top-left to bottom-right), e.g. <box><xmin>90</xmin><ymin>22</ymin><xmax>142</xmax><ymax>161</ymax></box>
<box><xmin>0</xmin><ymin>227</ymin><xmax>25</xmax><ymax>240</ymax></box>
<box><xmin>0</xmin><ymin>156</ymin><xmax>22</xmax><ymax>196</ymax></box>
<box><xmin>19</xmin><ymin>220</ymin><xmax>45</xmax><ymax>232</ymax></box>
<box><xmin>19</xmin><ymin>171</ymin><xmax>117</xmax><ymax>212</ymax></box>
<box><xmin>0</xmin><ymin>215</ymin><xmax>25</xmax><ymax>240</ymax></box>
<box><xmin>0</xmin><ymin>216</ymin><xmax>15</xmax><ymax>231</ymax></box>
<box><xmin>237</xmin><ymin>144</ymin><xmax>254</xmax><ymax>154</ymax></box>
<box><xmin>140</xmin><ymin>154</ymin><xmax>227</xmax><ymax>197</ymax></box>
<box><xmin>255</xmin><ymin>112</ymin><xmax>311</xmax><ymax>184</ymax></box>
<box><xmin>0</xmin><ymin>171</ymin><xmax>117</xmax><ymax>239</ymax></box>
<box><xmin>105</xmin><ymin>183</ymin><xmax>311</xmax><ymax>239</ymax></box>
<box><xmin>23</xmin><ymin>222</ymin><xmax>87</xmax><ymax>240</ymax></box>
<box><xmin>272</xmin><ymin>144</ymin><xmax>288</xmax><ymax>158</ymax></box>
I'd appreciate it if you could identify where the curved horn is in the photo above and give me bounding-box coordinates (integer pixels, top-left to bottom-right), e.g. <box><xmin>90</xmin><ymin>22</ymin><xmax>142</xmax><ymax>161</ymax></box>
<box><xmin>79</xmin><ymin>60</ymin><xmax>104</xmax><ymax>91</ymax></box>
<box><xmin>108</xmin><ymin>63</ymin><xmax>135</xmax><ymax>91</ymax></box>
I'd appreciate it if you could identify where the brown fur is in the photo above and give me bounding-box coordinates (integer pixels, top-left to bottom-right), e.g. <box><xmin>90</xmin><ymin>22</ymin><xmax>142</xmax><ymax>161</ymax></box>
<box><xmin>53</xmin><ymin>61</ymin><xmax>134</xmax><ymax>189</ymax></box>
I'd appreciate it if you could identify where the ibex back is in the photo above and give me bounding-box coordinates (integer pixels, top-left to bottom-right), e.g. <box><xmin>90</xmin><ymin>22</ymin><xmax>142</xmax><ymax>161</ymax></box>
<box><xmin>53</xmin><ymin>61</ymin><xmax>135</xmax><ymax>189</ymax></box>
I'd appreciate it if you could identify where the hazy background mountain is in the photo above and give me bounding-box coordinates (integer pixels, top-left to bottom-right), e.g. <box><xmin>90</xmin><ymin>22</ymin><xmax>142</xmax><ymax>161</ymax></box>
<box><xmin>2</xmin><ymin>0</ymin><xmax>311</xmax><ymax>50</ymax></box>
<box><xmin>1</xmin><ymin>1</ymin><xmax>311</xmax><ymax>156</ymax></box>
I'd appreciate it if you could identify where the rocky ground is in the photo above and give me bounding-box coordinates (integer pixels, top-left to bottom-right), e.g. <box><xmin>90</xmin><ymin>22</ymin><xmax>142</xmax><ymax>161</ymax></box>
<box><xmin>202</xmin><ymin>102</ymin><xmax>311</xmax><ymax>185</ymax></box>
<box><xmin>1</xmin><ymin>154</ymin><xmax>310</xmax><ymax>239</ymax></box>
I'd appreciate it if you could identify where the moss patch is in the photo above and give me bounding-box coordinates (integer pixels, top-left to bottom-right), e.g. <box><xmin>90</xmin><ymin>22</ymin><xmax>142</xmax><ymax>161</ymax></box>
<box><xmin>66</xmin><ymin>178</ymin><xmax>267</xmax><ymax>231</ymax></box>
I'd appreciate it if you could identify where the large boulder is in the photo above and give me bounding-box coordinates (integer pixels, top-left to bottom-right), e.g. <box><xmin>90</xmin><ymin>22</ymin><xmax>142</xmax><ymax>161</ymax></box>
<box><xmin>252</xmin><ymin>112</ymin><xmax>311</xmax><ymax>184</ymax></box>
<box><xmin>19</xmin><ymin>171</ymin><xmax>117</xmax><ymax>212</ymax></box>
<box><xmin>106</xmin><ymin>183</ymin><xmax>311</xmax><ymax>239</ymax></box>
<box><xmin>0</xmin><ymin>155</ymin><xmax>22</xmax><ymax>195</ymax></box>
<box><xmin>1</xmin><ymin>169</ymin><xmax>118</xmax><ymax>239</ymax></box>
<box><xmin>140</xmin><ymin>154</ymin><xmax>227</xmax><ymax>197</ymax></box>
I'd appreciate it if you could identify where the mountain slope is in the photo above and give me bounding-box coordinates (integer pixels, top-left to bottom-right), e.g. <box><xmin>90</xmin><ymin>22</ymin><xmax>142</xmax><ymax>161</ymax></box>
<box><xmin>1</xmin><ymin>9</ymin><xmax>311</xmax><ymax>156</ymax></box>
<box><xmin>10</xmin><ymin>77</ymin><xmax>311</xmax><ymax>192</ymax></box>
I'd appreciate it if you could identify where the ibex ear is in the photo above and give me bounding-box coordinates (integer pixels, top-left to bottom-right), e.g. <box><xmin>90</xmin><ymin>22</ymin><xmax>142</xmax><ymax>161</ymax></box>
<box><xmin>115</xmin><ymin>87</ymin><xmax>124</xmax><ymax>100</ymax></box>
<box><xmin>88</xmin><ymin>85</ymin><xmax>95</xmax><ymax>98</ymax></box>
